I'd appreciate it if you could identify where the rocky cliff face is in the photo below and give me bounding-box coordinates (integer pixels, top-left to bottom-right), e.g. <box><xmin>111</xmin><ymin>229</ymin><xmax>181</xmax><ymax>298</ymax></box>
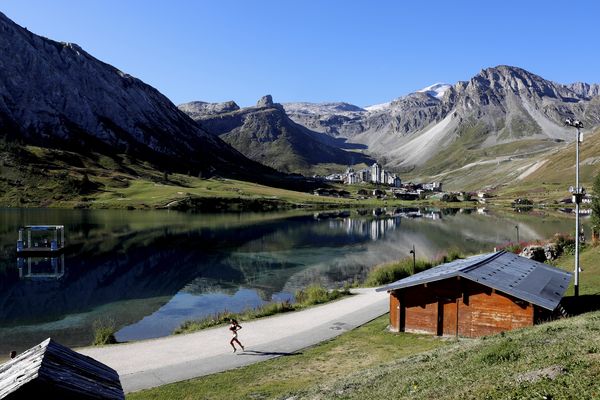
<box><xmin>0</xmin><ymin>12</ymin><xmax>268</xmax><ymax>178</ymax></box>
<box><xmin>282</xmin><ymin>102</ymin><xmax>367</xmax><ymax>137</ymax></box>
<box><xmin>180</xmin><ymin>96</ymin><xmax>372</xmax><ymax>174</ymax></box>
<box><xmin>565</xmin><ymin>82</ymin><xmax>600</xmax><ymax>99</ymax></box>
<box><xmin>178</xmin><ymin>100</ymin><xmax>240</xmax><ymax>119</ymax></box>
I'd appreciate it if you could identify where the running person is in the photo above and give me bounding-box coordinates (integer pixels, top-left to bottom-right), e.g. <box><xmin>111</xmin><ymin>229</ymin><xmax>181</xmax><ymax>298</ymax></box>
<box><xmin>229</xmin><ymin>318</ymin><xmax>245</xmax><ymax>352</ymax></box>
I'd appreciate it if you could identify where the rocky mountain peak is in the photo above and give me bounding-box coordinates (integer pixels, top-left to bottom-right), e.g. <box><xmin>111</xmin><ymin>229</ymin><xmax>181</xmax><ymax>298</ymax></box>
<box><xmin>256</xmin><ymin>95</ymin><xmax>274</xmax><ymax>108</ymax></box>
<box><xmin>470</xmin><ymin>65</ymin><xmax>576</xmax><ymax>100</ymax></box>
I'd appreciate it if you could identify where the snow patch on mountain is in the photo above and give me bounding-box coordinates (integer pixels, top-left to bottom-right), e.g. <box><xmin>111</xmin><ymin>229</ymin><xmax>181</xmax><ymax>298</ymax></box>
<box><xmin>417</xmin><ymin>83</ymin><xmax>451</xmax><ymax>99</ymax></box>
<box><xmin>364</xmin><ymin>101</ymin><xmax>392</xmax><ymax>112</ymax></box>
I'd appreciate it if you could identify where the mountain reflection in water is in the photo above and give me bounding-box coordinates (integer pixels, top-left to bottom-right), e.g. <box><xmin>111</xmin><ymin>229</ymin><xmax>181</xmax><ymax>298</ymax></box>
<box><xmin>0</xmin><ymin>207</ymin><xmax>574</xmax><ymax>353</ymax></box>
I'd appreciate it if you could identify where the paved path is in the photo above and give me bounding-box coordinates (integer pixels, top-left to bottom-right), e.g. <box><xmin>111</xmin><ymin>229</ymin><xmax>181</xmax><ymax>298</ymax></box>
<box><xmin>78</xmin><ymin>288</ymin><xmax>388</xmax><ymax>393</ymax></box>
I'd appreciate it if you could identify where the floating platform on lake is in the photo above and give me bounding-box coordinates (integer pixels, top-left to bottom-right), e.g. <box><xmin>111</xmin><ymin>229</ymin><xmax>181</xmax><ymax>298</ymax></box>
<box><xmin>16</xmin><ymin>225</ymin><xmax>65</xmax><ymax>255</ymax></box>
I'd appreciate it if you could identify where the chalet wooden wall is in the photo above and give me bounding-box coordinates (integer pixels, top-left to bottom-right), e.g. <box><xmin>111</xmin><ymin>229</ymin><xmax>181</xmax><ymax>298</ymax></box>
<box><xmin>389</xmin><ymin>294</ymin><xmax>400</xmax><ymax>332</ymax></box>
<box><xmin>389</xmin><ymin>278</ymin><xmax>535</xmax><ymax>338</ymax></box>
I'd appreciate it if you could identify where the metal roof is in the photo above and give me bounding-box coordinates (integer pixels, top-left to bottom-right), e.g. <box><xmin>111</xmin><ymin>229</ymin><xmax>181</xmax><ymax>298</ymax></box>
<box><xmin>376</xmin><ymin>251</ymin><xmax>572</xmax><ymax>310</ymax></box>
<box><xmin>0</xmin><ymin>338</ymin><xmax>124</xmax><ymax>399</ymax></box>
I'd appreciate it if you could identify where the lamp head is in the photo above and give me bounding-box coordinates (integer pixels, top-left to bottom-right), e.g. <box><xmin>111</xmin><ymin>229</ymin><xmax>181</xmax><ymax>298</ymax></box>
<box><xmin>565</xmin><ymin>117</ymin><xmax>584</xmax><ymax>128</ymax></box>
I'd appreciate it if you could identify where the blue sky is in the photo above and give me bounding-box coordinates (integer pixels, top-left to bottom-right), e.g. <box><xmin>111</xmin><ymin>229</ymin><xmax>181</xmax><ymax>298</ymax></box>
<box><xmin>3</xmin><ymin>1</ymin><xmax>599</xmax><ymax>107</ymax></box>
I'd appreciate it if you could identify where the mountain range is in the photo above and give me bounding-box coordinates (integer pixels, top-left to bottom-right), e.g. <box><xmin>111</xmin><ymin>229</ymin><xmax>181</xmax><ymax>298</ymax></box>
<box><xmin>282</xmin><ymin>66</ymin><xmax>600</xmax><ymax>188</ymax></box>
<box><xmin>179</xmin><ymin>95</ymin><xmax>372</xmax><ymax>174</ymax></box>
<box><xmin>1</xmin><ymin>9</ymin><xmax>600</xmax><ymax>197</ymax></box>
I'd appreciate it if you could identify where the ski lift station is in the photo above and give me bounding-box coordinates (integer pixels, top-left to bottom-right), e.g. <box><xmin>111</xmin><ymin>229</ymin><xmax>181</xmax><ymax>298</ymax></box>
<box><xmin>16</xmin><ymin>225</ymin><xmax>65</xmax><ymax>255</ymax></box>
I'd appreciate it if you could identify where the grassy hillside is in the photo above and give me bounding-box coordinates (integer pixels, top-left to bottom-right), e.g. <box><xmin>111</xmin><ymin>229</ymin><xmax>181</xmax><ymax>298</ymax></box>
<box><xmin>0</xmin><ymin>146</ymin><xmax>318</xmax><ymax>210</ymax></box>
<box><xmin>295</xmin><ymin>310</ymin><xmax>600</xmax><ymax>400</ymax></box>
<box><xmin>0</xmin><ymin>142</ymin><xmax>464</xmax><ymax>210</ymax></box>
<box><xmin>404</xmin><ymin>126</ymin><xmax>600</xmax><ymax>203</ymax></box>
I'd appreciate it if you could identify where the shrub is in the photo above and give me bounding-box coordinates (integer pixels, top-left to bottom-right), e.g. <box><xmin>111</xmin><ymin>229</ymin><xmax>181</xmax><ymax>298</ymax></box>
<box><xmin>364</xmin><ymin>259</ymin><xmax>415</xmax><ymax>287</ymax></box>
<box><xmin>441</xmin><ymin>193</ymin><xmax>459</xmax><ymax>202</ymax></box>
<box><xmin>295</xmin><ymin>285</ymin><xmax>346</xmax><ymax>306</ymax></box>
<box><xmin>92</xmin><ymin>319</ymin><xmax>118</xmax><ymax>346</ymax></box>
<box><xmin>439</xmin><ymin>248</ymin><xmax>463</xmax><ymax>264</ymax></box>
<box><xmin>364</xmin><ymin>251</ymin><xmax>465</xmax><ymax>287</ymax></box>
<box><xmin>554</xmin><ymin>233</ymin><xmax>576</xmax><ymax>256</ymax></box>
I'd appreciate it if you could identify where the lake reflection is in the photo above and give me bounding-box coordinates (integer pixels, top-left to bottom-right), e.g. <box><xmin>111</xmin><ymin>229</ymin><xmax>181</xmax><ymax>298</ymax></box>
<box><xmin>0</xmin><ymin>207</ymin><xmax>577</xmax><ymax>352</ymax></box>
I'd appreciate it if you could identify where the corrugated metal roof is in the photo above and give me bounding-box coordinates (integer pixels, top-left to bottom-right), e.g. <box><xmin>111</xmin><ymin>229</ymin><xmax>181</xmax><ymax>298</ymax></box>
<box><xmin>376</xmin><ymin>251</ymin><xmax>572</xmax><ymax>310</ymax></box>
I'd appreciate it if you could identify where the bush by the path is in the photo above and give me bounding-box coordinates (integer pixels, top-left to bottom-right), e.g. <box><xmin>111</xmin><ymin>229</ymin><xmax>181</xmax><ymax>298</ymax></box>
<box><xmin>364</xmin><ymin>249</ymin><xmax>463</xmax><ymax>287</ymax></box>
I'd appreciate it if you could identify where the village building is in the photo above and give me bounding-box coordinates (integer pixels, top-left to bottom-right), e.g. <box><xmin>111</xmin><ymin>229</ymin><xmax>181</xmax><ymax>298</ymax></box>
<box><xmin>358</xmin><ymin>169</ymin><xmax>371</xmax><ymax>182</ymax></box>
<box><xmin>422</xmin><ymin>182</ymin><xmax>443</xmax><ymax>192</ymax></box>
<box><xmin>325</xmin><ymin>173</ymin><xmax>344</xmax><ymax>183</ymax></box>
<box><xmin>313</xmin><ymin>188</ymin><xmax>333</xmax><ymax>196</ymax></box>
<box><xmin>387</xmin><ymin>174</ymin><xmax>401</xmax><ymax>187</ymax></box>
<box><xmin>346</xmin><ymin>172</ymin><xmax>359</xmax><ymax>185</ymax></box>
<box><xmin>377</xmin><ymin>251</ymin><xmax>571</xmax><ymax>338</ymax></box>
<box><xmin>394</xmin><ymin>191</ymin><xmax>419</xmax><ymax>201</ymax></box>
<box><xmin>371</xmin><ymin>163</ymin><xmax>382</xmax><ymax>183</ymax></box>
<box><xmin>380</xmin><ymin>170</ymin><xmax>388</xmax><ymax>185</ymax></box>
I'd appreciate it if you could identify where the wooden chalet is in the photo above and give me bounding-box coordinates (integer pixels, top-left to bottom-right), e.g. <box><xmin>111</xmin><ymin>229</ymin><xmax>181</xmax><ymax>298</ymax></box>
<box><xmin>377</xmin><ymin>251</ymin><xmax>572</xmax><ymax>338</ymax></box>
<box><xmin>0</xmin><ymin>338</ymin><xmax>124</xmax><ymax>399</ymax></box>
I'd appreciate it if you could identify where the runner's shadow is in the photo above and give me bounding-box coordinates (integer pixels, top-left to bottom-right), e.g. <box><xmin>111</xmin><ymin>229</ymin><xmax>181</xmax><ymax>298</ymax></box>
<box><xmin>239</xmin><ymin>350</ymin><xmax>302</xmax><ymax>357</ymax></box>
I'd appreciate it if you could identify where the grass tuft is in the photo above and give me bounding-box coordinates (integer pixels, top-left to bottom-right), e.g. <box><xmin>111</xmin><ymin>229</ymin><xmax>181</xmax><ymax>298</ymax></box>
<box><xmin>92</xmin><ymin>318</ymin><xmax>118</xmax><ymax>346</ymax></box>
<box><xmin>364</xmin><ymin>251</ymin><xmax>464</xmax><ymax>287</ymax></box>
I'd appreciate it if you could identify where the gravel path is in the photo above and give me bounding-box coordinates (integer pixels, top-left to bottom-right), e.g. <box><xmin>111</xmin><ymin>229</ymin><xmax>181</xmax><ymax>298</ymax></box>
<box><xmin>77</xmin><ymin>288</ymin><xmax>388</xmax><ymax>393</ymax></box>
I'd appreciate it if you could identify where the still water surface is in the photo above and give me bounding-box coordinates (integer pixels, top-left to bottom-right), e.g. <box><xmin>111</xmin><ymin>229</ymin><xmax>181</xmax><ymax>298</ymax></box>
<box><xmin>0</xmin><ymin>207</ymin><xmax>578</xmax><ymax>353</ymax></box>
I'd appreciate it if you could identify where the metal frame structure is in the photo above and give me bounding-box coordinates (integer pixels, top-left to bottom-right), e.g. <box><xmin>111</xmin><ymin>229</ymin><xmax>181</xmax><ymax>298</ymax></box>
<box><xmin>17</xmin><ymin>225</ymin><xmax>65</xmax><ymax>254</ymax></box>
<box><xmin>17</xmin><ymin>255</ymin><xmax>66</xmax><ymax>280</ymax></box>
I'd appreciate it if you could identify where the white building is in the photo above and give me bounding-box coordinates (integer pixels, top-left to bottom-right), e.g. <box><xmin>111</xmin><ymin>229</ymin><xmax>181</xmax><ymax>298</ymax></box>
<box><xmin>359</xmin><ymin>169</ymin><xmax>371</xmax><ymax>182</ymax></box>
<box><xmin>388</xmin><ymin>175</ymin><xmax>401</xmax><ymax>187</ymax></box>
<box><xmin>371</xmin><ymin>163</ymin><xmax>381</xmax><ymax>183</ymax></box>
<box><xmin>346</xmin><ymin>172</ymin><xmax>359</xmax><ymax>184</ymax></box>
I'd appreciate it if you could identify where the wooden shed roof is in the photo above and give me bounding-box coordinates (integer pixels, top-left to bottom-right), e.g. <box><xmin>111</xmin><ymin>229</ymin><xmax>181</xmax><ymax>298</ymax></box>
<box><xmin>0</xmin><ymin>338</ymin><xmax>124</xmax><ymax>399</ymax></box>
<box><xmin>376</xmin><ymin>251</ymin><xmax>572</xmax><ymax>310</ymax></box>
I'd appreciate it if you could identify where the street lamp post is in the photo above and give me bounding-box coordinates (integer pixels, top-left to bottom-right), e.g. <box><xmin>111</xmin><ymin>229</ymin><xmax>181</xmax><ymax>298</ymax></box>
<box><xmin>565</xmin><ymin>117</ymin><xmax>584</xmax><ymax>297</ymax></box>
<box><xmin>409</xmin><ymin>244</ymin><xmax>416</xmax><ymax>275</ymax></box>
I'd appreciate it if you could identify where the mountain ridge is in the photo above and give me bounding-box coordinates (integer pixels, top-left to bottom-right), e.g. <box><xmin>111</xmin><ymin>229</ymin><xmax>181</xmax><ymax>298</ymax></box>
<box><xmin>179</xmin><ymin>95</ymin><xmax>372</xmax><ymax>174</ymax></box>
<box><xmin>0</xmin><ymin>11</ymin><xmax>280</xmax><ymax>182</ymax></box>
<box><xmin>284</xmin><ymin>65</ymin><xmax>600</xmax><ymax>184</ymax></box>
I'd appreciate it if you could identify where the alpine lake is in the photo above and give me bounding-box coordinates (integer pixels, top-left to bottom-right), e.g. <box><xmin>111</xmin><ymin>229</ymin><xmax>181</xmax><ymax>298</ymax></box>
<box><xmin>0</xmin><ymin>206</ymin><xmax>583</xmax><ymax>354</ymax></box>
